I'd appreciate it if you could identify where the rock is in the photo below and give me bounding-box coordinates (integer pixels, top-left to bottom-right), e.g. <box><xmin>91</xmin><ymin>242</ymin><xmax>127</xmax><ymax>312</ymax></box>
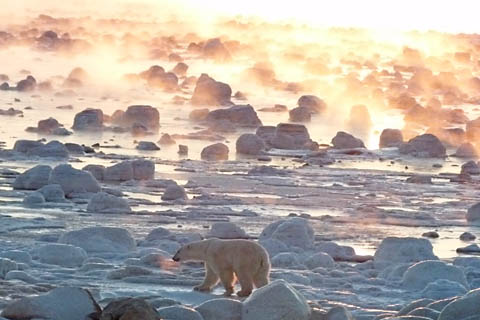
<box><xmin>201</xmin><ymin>143</ymin><xmax>229</xmax><ymax>160</ymax></box>
<box><xmin>456</xmin><ymin>244</ymin><xmax>480</xmax><ymax>254</ymax></box>
<box><xmin>64</xmin><ymin>142</ymin><xmax>85</xmax><ymax>154</ymax></box>
<box><xmin>398</xmin><ymin>299</ymin><xmax>436</xmax><ymax>316</ymax></box>
<box><xmin>107</xmin><ymin>266</ymin><xmax>152</xmax><ymax>279</ymax></box>
<box><xmin>270</xmin><ymin>123</ymin><xmax>315</xmax><ymax>150</ymax></box>
<box><xmin>422</xmin><ymin>231</ymin><xmax>439</xmax><ymax>238</ymax></box>
<box><xmin>305</xmin><ymin>252</ymin><xmax>335</xmax><ymax>269</ymax></box>
<box><xmin>158</xmin><ymin>133</ymin><xmax>176</xmax><ymax>145</ymax></box>
<box><xmin>82</xmin><ymin>164</ymin><xmax>105</xmax><ymax>181</ymax></box>
<box><xmin>162</xmin><ymin>184</ymin><xmax>188</xmax><ymax>201</ymax></box>
<box><xmin>195</xmin><ymin>298</ymin><xmax>242</xmax><ymax>320</ymax></box>
<box><xmin>99</xmin><ymin>298</ymin><xmax>160</xmax><ymax>320</ymax></box>
<box><xmin>33</xmin><ymin>244</ymin><xmax>87</xmax><ymax>267</ymax></box>
<box><xmin>52</xmin><ymin>127</ymin><xmax>72</xmax><ymax>136</ymax></box>
<box><xmin>157</xmin><ymin>305</ymin><xmax>203</xmax><ymax>320</ymax></box>
<box><xmin>437</xmin><ymin>289</ymin><xmax>480</xmax><ymax>320</ymax></box>
<box><xmin>38</xmin><ymin>184</ymin><xmax>65</xmax><ymax>202</ymax></box>
<box><xmin>402</xmin><ymin>260</ymin><xmax>468</xmax><ymax>290</ymax></box>
<box><xmin>406</xmin><ymin>175</ymin><xmax>432</xmax><ymax>184</ymax></box>
<box><xmin>259</xmin><ymin>238</ymin><xmax>288</xmax><ymax>258</ymax></box>
<box><xmin>13</xmin><ymin>139</ymin><xmax>44</xmax><ymax>153</ymax></box>
<box><xmin>466</xmin><ymin>202</ymin><xmax>480</xmax><ymax>222</ymax></box>
<box><xmin>191</xmin><ymin>73</ymin><xmax>232</xmax><ymax>106</ymax></box>
<box><xmin>59</xmin><ymin>226</ymin><xmax>136</xmax><ymax>253</ymax></box>
<box><xmin>242</xmin><ymin>279</ymin><xmax>310</xmax><ymax>320</ymax></box>
<box><xmin>399</xmin><ymin>134</ymin><xmax>446</xmax><ymax>158</ymax></box>
<box><xmin>27</xmin><ymin>140</ymin><xmax>69</xmax><ymax>158</ymax></box>
<box><xmin>297</xmin><ymin>95</ymin><xmax>326</xmax><ymax>114</ymax></box>
<box><xmin>236</xmin><ymin>133</ymin><xmax>265</xmax><ymax>155</ymax></box>
<box><xmin>380</xmin><ymin>129</ymin><xmax>404</xmax><ymax>148</ymax></box>
<box><xmin>421</xmin><ymin>279</ymin><xmax>468</xmax><ymax>300</ymax></box>
<box><xmin>0</xmin><ymin>258</ymin><xmax>17</xmax><ymax>279</ymax></box>
<box><xmin>331</xmin><ymin>131</ymin><xmax>365</xmax><ymax>149</ymax></box>
<box><xmin>87</xmin><ymin>192</ymin><xmax>131</xmax><ymax>213</ymax></box>
<box><xmin>72</xmin><ymin>108</ymin><xmax>104</xmax><ymax>131</ymax></box>
<box><xmin>455</xmin><ymin>143</ymin><xmax>478</xmax><ymax>158</ymax></box>
<box><xmin>178</xmin><ymin>144</ymin><xmax>188</xmax><ymax>155</ymax></box>
<box><xmin>49</xmin><ymin>164</ymin><xmax>101</xmax><ymax>195</ymax></box>
<box><xmin>23</xmin><ymin>191</ymin><xmax>45</xmax><ymax>206</ymax></box>
<box><xmin>37</xmin><ymin>117</ymin><xmax>60</xmax><ymax>133</ymax></box>
<box><xmin>461</xmin><ymin>161</ymin><xmax>480</xmax><ymax>175</ymax></box>
<box><xmin>271</xmin><ymin>252</ymin><xmax>301</xmax><ymax>268</ymax></box>
<box><xmin>13</xmin><ymin>165</ymin><xmax>52</xmax><ymax>190</ymax></box>
<box><xmin>136</xmin><ymin>141</ymin><xmax>160</xmax><ymax>151</ymax></box>
<box><xmin>326</xmin><ymin>306</ymin><xmax>354</xmax><ymax>320</ymax></box>
<box><xmin>172</xmin><ymin>62</ymin><xmax>188</xmax><ymax>77</ymax></box>
<box><xmin>466</xmin><ymin>117</ymin><xmax>480</xmax><ymax>140</ymax></box>
<box><xmin>1</xmin><ymin>287</ymin><xmax>100</xmax><ymax>320</ymax></box>
<box><xmin>104</xmin><ymin>161</ymin><xmax>134</xmax><ymax>181</ymax></box>
<box><xmin>16</xmin><ymin>75</ymin><xmax>36</xmax><ymax>92</ymax></box>
<box><xmin>259</xmin><ymin>218</ymin><xmax>314</xmax><ymax>249</ymax></box>
<box><xmin>123</xmin><ymin>105</ymin><xmax>160</xmax><ymax>131</ymax></box>
<box><xmin>0</xmin><ymin>250</ymin><xmax>32</xmax><ymax>264</ymax></box>
<box><xmin>132</xmin><ymin>159</ymin><xmax>155</xmax><ymax>180</ymax></box>
<box><xmin>189</xmin><ymin>108</ymin><xmax>210</xmax><ymax>121</ymax></box>
<box><xmin>207</xmin><ymin>105</ymin><xmax>262</xmax><ymax>128</ymax></box>
<box><xmin>5</xmin><ymin>270</ymin><xmax>37</xmax><ymax>283</ymax></box>
<box><xmin>202</xmin><ymin>38</ymin><xmax>232</xmax><ymax>62</ymax></box>
<box><xmin>289</xmin><ymin>106</ymin><xmax>311</xmax><ymax>122</ymax></box>
<box><xmin>374</xmin><ymin>237</ymin><xmax>438</xmax><ymax>268</ymax></box>
<box><xmin>145</xmin><ymin>227</ymin><xmax>172</xmax><ymax>242</ymax></box>
<box><xmin>453</xmin><ymin>257</ymin><xmax>480</xmax><ymax>269</ymax></box>
<box><xmin>207</xmin><ymin>222</ymin><xmax>249</xmax><ymax>239</ymax></box>
<box><xmin>407</xmin><ymin>307</ymin><xmax>440</xmax><ymax>320</ymax></box>
<box><xmin>460</xmin><ymin>232</ymin><xmax>476</xmax><ymax>241</ymax></box>
<box><xmin>315</xmin><ymin>241</ymin><xmax>356</xmax><ymax>261</ymax></box>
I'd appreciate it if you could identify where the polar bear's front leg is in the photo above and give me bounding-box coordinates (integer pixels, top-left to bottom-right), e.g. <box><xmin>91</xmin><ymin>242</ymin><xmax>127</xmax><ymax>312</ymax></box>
<box><xmin>194</xmin><ymin>263</ymin><xmax>219</xmax><ymax>292</ymax></box>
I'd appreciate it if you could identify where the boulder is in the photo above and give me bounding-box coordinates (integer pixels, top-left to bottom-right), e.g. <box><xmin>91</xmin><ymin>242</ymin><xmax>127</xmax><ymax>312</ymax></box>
<box><xmin>201</xmin><ymin>143</ymin><xmax>229</xmax><ymax>160</ymax></box>
<box><xmin>399</xmin><ymin>134</ymin><xmax>446</xmax><ymax>158</ymax></box>
<box><xmin>37</xmin><ymin>117</ymin><xmax>60</xmax><ymax>134</ymax></box>
<box><xmin>123</xmin><ymin>105</ymin><xmax>160</xmax><ymax>131</ymax></box>
<box><xmin>331</xmin><ymin>131</ymin><xmax>365</xmax><ymax>149</ymax></box>
<box><xmin>297</xmin><ymin>95</ymin><xmax>326</xmax><ymax>114</ymax></box>
<box><xmin>87</xmin><ymin>192</ymin><xmax>131</xmax><ymax>213</ymax></box>
<box><xmin>258</xmin><ymin>238</ymin><xmax>288</xmax><ymax>258</ymax></box>
<box><xmin>13</xmin><ymin>165</ymin><xmax>52</xmax><ymax>190</ymax></box>
<box><xmin>99</xmin><ymin>298</ymin><xmax>160</xmax><ymax>320</ymax></box>
<box><xmin>437</xmin><ymin>289</ymin><xmax>480</xmax><ymax>320</ymax></box>
<box><xmin>178</xmin><ymin>144</ymin><xmax>188</xmax><ymax>155</ymax></box>
<box><xmin>326</xmin><ymin>306</ymin><xmax>354</xmax><ymax>320</ymax></box>
<box><xmin>104</xmin><ymin>161</ymin><xmax>134</xmax><ymax>181</ymax></box>
<box><xmin>37</xmin><ymin>184</ymin><xmax>65</xmax><ymax>202</ymax></box>
<box><xmin>13</xmin><ymin>139</ymin><xmax>44</xmax><ymax>153</ymax></box>
<box><xmin>161</xmin><ymin>184</ymin><xmax>188</xmax><ymax>201</ymax></box>
<box><xmin>59</xmin><ymin>226</ymin><xmax>136</xmax><ymax>253</ymax></box>
<box><xmin>195</xmin><ymin>298</ymin><xmax>242</xmax><ymax>320</ymax></box>
<box><xmin>132</xmin><ymin>159</ymin><xmax>155</xmax><ymax>180</ymax></box>
<box><xmin>305</xmin><ymin>252</ymin><xmax>335</xmax><ymax>269</ymax></box>
<box><xmin>33</xmin><ymin>244</ymin><xmax>87</xmax><ymax>267</ymax></box>
<box><xmin>466</xmin><ymin>202</ymin><xmax>480</xmax><ymax>222</ymax></box>
<box><xmin>455</xmin><ymin>143</ymin><xmax>478</xmax><ymax>158</ymax></box>
<box><xmin>157</xmin><ymin>305</ymin><xmax>203</xmax><ymax>320</ymax></box>
<box><xmin>136</xmin><ymin>141</ymin><xmax>160</xmax><ymax>151</ymax></box>
<box><xmin>107</xmin><ymin>266</ymin><xmax>152</xmax><ymax>280</ymax></box>
<box><xmin>23</xmin><ymin>191</ymin><xmax>45</xmax><ymax>206</ymax></box>
<box><xmin>16</xmin><ymin>75</ymin><xmax>36</xmax><ymax>92</ymax></box>
<box><xmin>158</xmin><ymin>133</ymin><xmax>176</xmax><ymax>145</ymax></box>
<box><xmin>191</xmin><ymin>73</ymin><xmax>232</xmax><ymax>106</ymax></box>
<box><xmin>379</xmin><ymin>129</ymin><xmax>404</xmax><ymax>148</ymax></box>
<box><xmin>172</xmin><ymin>62</ymin><xmax>188</xmax><ymax>77</ymax></box>
<box><xmin>316</xmin><ymin>241</ymin><xmax>356</xmax><ymax>260</ymax></box>
<box><xmin>236</xmin><ymin>133</ymin><xmax>265</xmax><ymax>155</ymax></box>
<box><xmin>207</xmin><ymin>105</ymin><xmax>262</xmax><ymax>128</ymax></box>
<box><xmin>1</xmin><ymin>287</ymin><xmax>100</xmax><ymax>320</ymax></box>
<box><xmin>271</xmin><ymin>252</ymin><xmax>301</xmax><ymax>268</ymax></box>
<box><xmin>82</xmin><ymin>164</ymin><xmax>105</xmax><ymax>181</ymax></box>
<box><xmin>242</xmin><ymin>279</ymin><xmax>310</xmax><ymax>320</ymax></box>
<box><xmin>289</xmin><ymin>106</ymin><xmax>311</xmax><ymax>122</ymax></box>
<box><xmin>374</xmin><ymin>237</ymin><xmax>438</xmax><ymax>268</ymax></box>
<box><xmin>72</xmin><ymin>108</ymin><xmax>104</xmax><ymax>131</ymax></box>
<box><xmin>189</xmin><ymin>108</ymin><xmax>210</xmax><ymax>121</ymax></box>
<box><xmin>259</xmin><ymin>218</ymin><xmax>314</xmax><ymax>249</ymax></box>
<box><xmin>270</xmin><ymin>123</ymin><xmax>314</xmax><ymax>150</ymax></box>
<box><xmin>0</xmin><ymin>258</ymin><xmax>17</xmax><ymax>279</ymax></box>
<box><xmin>0</xmin><ymin>250</ymin><xmax>32</xmax><ymax>264</ymax></box>
<box><xmin>27</xmin><ymin>140</ymin><xmax>69</xmax><ymax>158</ymax></box>
<box><xmin>202</xmin><ymin>38</ymin><xmax>232</xmax><ymax>62</ymax></box>
<box><xmin>145</xmin><ymin>227</ymin><xmax>172</xmax><ymax>242</ymax></box>
<box><xmin>461</xmin><ymin>161</ymin><xmax>480</xmax><ymax>175</ymax></box>
<box><xmin>49</xmin><ymin>164</ymin><xmax>101</xmax><ymax>195</ymax></box>
<box><xmin>459</xmin><ymin>232</ymin><xmax>476</xmax><ymax>241</ymax></box>
<box><xmin>421</xmin><ymin>279</ymin><xmax>468</xmax><ymax>300</ymax></box>
<box><xmin>206</xmin><ymin>222</ymin><xmax>248</xmax><ymax>239</ymax></box>
<box><xmin>406</xmin><ymin>175</ymin><xmax>432</xmax><ymax>184</ymax></box>
<box><xmin>64</xmin><ymin>143</ymin><xmax>85</xmax><ymax>154</ymax></box>
<box><xmin>402</xmin><ymin>260</ymin><xmax>468</xmax><ymax>290</ymax></box>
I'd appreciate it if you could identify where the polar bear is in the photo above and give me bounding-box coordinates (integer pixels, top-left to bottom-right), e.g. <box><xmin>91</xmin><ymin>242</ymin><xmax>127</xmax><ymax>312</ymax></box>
<box><xmin>172</xmin><ymin>238</ymin><xmax>270</xmax><ymax>297</ymax></box>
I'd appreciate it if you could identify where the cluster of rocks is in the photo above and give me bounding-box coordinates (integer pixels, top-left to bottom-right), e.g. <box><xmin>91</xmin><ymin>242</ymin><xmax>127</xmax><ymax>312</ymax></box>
<box><xmin>26</xmin><ymin>117</ymin><xmax>72</xmax><ymax>136</ymax></box>
<box><xmin>83</xmin><ymin>159</ymin><xmax>155</xmax><ymax>182</ymax></box>
<box><xmin>139</xmin><ymin>65</ymin><xmax>179</xmax><ymax>91</ymax></box>
<box><xmin>289</xmin><ymin>95</ymin><xmax>327</xmax><ymax>122</ymax></box>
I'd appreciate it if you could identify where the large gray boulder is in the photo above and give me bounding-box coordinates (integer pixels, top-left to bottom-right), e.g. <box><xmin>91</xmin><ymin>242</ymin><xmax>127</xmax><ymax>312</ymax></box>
<box><xmin>1</xmin><ymin>287</ymin><xmax>100</xmax><ymax>320</ymax></box>
<box><xmin>374</xmin><ymin>237</ymin><xmax>438</xmax><ymax>268</ymax></box>
<box><xmin>297</xmin><ymin>95</ymin><xmax>327</xmax><ymax>114</ymax></box>
<box><xmin>13</xmin><ymin>139</ymin><xmax>44</xmax><ymax>153</ymax></box>
<box><xmin>157</xmin><ymin>305</ymin><xmax>203</xmax><ymax>320</ymax></box>
<box><xmin>98</xmin><ymin>297</ymin><xmax>159</xmax><ymax>320</ymax></box>
<box><xmin>87</xmin><ymin>192</ymin><xmax>131</xmax><ymax>213</ymax></box>
<box><xmin>236</xmin><ymin>133</ymin><xmax>265</xmax><ymax>155</ymax></box>
<box><xmin>270</xmin><ymin>123</ymin><xmax>315</xmax><ymax>150</ymax></box>
<box><xmin>437</xmin><ymin>289</ymin><xmax>480</xmax><ymax>320</ymax></box>
<box><xmin>331</xmin><ymin>131</ymin><xmax>365</xmax><ymax>149</ymax></box>
<box><xmin>37</xmin><ymin>184</ymin><xmax>65</xmax><ymax>202</ymax></box>
<box><xmin>206</xmin><ymin>222</ymin><xmax>249</xmax><ymax>239</ymax></box>
<box><xmin>13</xmin><ymin>165</ymin><xmax>52</xmax><ymax>190</ymax></box>
<box><xmin>59</xmin><ymin>226</ymin><xmax>136</xmax><ymax>253</ymax></box>
<box><xmin>72</xmin><ymin>108</ymin><xmax>104</xmax><ymax>131</ymax></box>
<box><xmin>0</xmin><ymin>258</ymin><xmax>17</xmax><ymax>279</ymax></box>
<box><xmin>242</xmin><ymin>279</ymin><xmax>311</xmax><ymax>320</ymax></box>
<box><xmin>49</xmin><ymin>164</ymin><xmax>101</xmax><ymax>196</ymax></box>
<box><xmin>399</xmin><ymin>134</ymin><xmax>446</xmax><ymax>158</ymax></box>
<box><xmin>123</xmin><ymin>105</ymin><xmax>160</xmax><ymax>131</ymax></box>
<box><xmin>195</xmin><ymin>298</ymin><xmax>242</xmax><ymax>320</ymax></box>
<box><xmin>132</xmin><ymin>159</ymin><xmax>155</xmax><ymax>180</ymax></box>
<box><xmin>26</xmin><ymin>140</ymin><xmax>69</xmax><ymax>158</ymax></box>
<box><xmin>207</xmin><ymin>105</ymin><xmax>262</xmax><ymax>128</ymax></box>
<box><xmin>202</xmin><ymin>38</ymin><xmax>232</xmax><ymax>62</ymax></box>
<box><xmin>259</xmin><ymin>218</ymin><xmax>314</xmax><ymax>250</ymax></box>
<box><xmin>289</xmin><ymin>106</ymin><xmax>311</xmax><ymax>122</ymax></box>
<box><xmin>191</xmin><ymin>73</ymin><xmax>232</xmax><ymax>106</ymax></box>
<box><xmin>33</xmin><ymin>244</ymin><xmax>87</xmax><ymax>267</ymax></box>
<box><xmin>201</xmin><ymin>143</ymin><xmax>229</xmax><ymax>161</ymax></box>
<box><xmin>380</xmin><ymin>129</ymin><xmax>404</xmax><ymax>148</ymax></box>
<box><xmin>104</xmin><ymin>161</ymin><xmax>133</xmax><ymax>181</ymax></box>
<box><xmin>466</xmin><ymin>202</ymin><xmax>480</xmax><ymax>222</ymax></box>
<box><xmin>402</xmin><ymin>260</ymin><xmax>468</xmax><ymax>290</ymax></box>
<box><xmin>161</xmin><ymin>184</ymin><xmax>188</xmax><ymax>201</ymax></box>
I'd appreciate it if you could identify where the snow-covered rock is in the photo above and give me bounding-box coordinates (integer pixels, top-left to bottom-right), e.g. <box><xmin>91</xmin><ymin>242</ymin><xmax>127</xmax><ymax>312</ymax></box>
<box><xmin>49</xmin><ymin>164</ymin><xmax>100</xmax><ymax>195</ymax></box>
<box><xmin>242</xmin><ymin>279</ymin><xmax>311</xmax><ymax>320</ymax></box>
<box><xmin>132</xmin><ymin>159</ymin><xmax>155</xmax><ymax>180</ymax></box>
<box><xmin>104</xmin><ymin>161</ymin><xmax>134</xmax><ymax>181</ymax></box>
<box><xmin>23</xmin><ymin>191</ymin><xmax>45</xmax><ymax>206</ymax></box>
<box><xmin>466</xmin><ymin>202</ymin><xmax>480</xmax><ymax>222</ymax></box>
<box><xmin>162</xmin><ymin>184</ymin><xmax>188</xmax><ymax>201</ymax></box>
<box><xmin>37</xmin><ymin>184</ymin><xmax>65</xmax><ymax>202</ymax></box>
<box><xmin>82</xmin><ymin>164</ymin><xmax>105</xmax><ymax>181</ymax></box>
<box><xmin>1</xmin><ymin>287</ymin><xmax>100</xmax><ymax>320</ymax></box>
<box><xmin>326</xmin><ymin>306</ymin><xmax>354</xmax><ymax>320</ymax></box>
<box><xmin>374</xmin><ymin>237</ymin><xmax>438</xmax><ymax>268</ymax></box>
<box><xmin>316</xmin><ymin>241</ymin><xmax>356</xmax><ymax>261</ymax></box>
<box><xmin>236</xmin><ymin>133</ymin><xmax>265</xmax><ymax>155</ymax></box>
<box><xmin>13</xmin><ymin>165</ymin><xmax>52</xmax><ymax>190</ymax></box>
<box><xmin>157</xmin><ymin>305</ymin><xmax>204</xmax><ymax>320</ymax></box>
<box><xmin>195</xmin><ymin>298</ymin><xmax>242</xmax><ymax>320</ymax></box>
<box><xmin>59</xmin><ymin>227</ymin><xmax>136</xmax><ymax>253</ymax></box>
<box><xmin>438</xmin><ymin>289</ymin><xmax>480</xmax><ymax>320</ymax></box>
<box><xmin>26</xmin><ymin>140</ymin><xmax>69</xmax><ymax>158</ymax></box>
<box><xmin>305</xmin><ymin>252</ymin><xmax>335</xmax><ymax>269</ymax></box>
<box><xmin>0</xmin><ymin>258</ymin><xmax>17</xmax><ymax>279</ymax></box>
<box><xmin>259</xmin><ymin>218</ymin><xmax>314</xmax><ymax>249</ymax></box>
<box><xmin>86</xmin><ymin>192</ymin><xmax>131</xmax><ymax>213</ymax></box>
<box><xmin>271</xmin><ymin>252</ymin><xmax>302</xmax><ymax>268</ymax></box>
<box><xmin>206</xmin><ymin>222</ymin><xmax>248</xmax><ymax>239</ymax></box>
<box><xmin>145</xmin><ymin>227</ymin><xmax>172</xmax><ymax>242</ymax></box>
<box><xmin>0</xmin><ymin>250</ymin><xmax>32</xmax><ymax>264</ymax></box>
<box><xmin>13</xmin><ymin>139</ymin><xmax>43</xmax><ymax>153</ymax></box>
<box><xmin>99</xmin><ymin>297</ymin><xmax>159</xmax><ymax>320</ymax></box>
<box><xmin>455</xmin><ymin>143</ymin><xmax>478</xmax><ymax>158</ymax></box>
<box><xmin>33</xmin><ymin>244</ymin><xmax>87</xmax><ymax>267</ymax></box>
<box><xmin>402</xmin><ymin>260</ymin><xmax>468</xmax><ymax>290</ymax></box>
<box><xmin>289</xmin><ymin>106</ymin><xmax>311</xmax><ymax>122</ymax></box>
<box><xmin>421</xmin><ymin>279</ymin><xmax>468</xmax><ymax>300</ymax></box>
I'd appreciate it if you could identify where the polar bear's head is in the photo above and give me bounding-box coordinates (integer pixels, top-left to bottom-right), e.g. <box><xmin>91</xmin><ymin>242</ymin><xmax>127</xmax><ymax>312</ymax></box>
<box><xmin>172</xmin><ymin>239</ymin><xmax>211</xmax><ymax>262</ymax></box>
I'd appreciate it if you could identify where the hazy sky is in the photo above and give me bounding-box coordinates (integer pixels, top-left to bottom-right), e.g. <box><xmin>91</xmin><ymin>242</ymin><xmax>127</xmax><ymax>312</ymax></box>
<box><xmin>3</xmin><ymin>0</ymin><xmax>479</xmax><ymax>33</ymax></box>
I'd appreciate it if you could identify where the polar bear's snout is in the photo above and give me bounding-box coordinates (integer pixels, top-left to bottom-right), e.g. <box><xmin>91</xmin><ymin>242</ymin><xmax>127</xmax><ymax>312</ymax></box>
<box><xmin>172</xmin><ymin>251</ymin><xmax>180</xmax><ymax>262</ymax></box>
